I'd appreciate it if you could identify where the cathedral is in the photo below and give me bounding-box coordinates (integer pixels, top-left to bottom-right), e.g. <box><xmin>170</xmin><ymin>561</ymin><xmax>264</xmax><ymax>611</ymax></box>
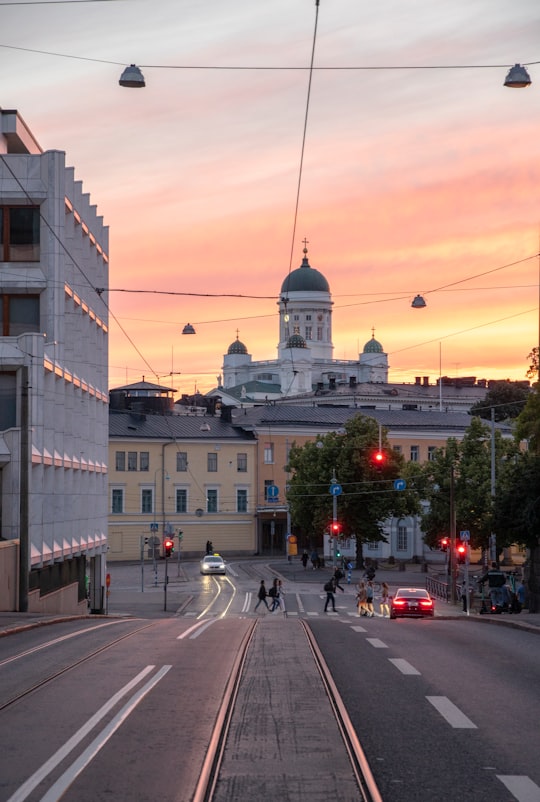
<box><xmin>218</xmin><ymin>246</ymin><xmax>388</xmax><ymax>402</ymax></box>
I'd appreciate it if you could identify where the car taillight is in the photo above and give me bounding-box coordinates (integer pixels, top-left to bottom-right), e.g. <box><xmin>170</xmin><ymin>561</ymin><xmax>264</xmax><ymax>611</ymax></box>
<box><xmin>393</xmin><ymin>599</ymin><xmax>407</xmax><ymax>606</ymax></box>
<box><xmin>420</xmin><ymin>599</ymin><xmax>433</xmax><ymax>608</ymax></box>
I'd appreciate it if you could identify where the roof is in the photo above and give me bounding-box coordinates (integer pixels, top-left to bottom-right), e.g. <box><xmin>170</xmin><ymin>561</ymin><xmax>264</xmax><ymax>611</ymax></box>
<box><xmin>109</xmin><ymin>410</ymin><xmax>255</xmax><ymax>441</ymax></box>
<box><xmin>280</xmin><ymin>254</ymin><xmax>330</xmax><ymax>294</ymax></box>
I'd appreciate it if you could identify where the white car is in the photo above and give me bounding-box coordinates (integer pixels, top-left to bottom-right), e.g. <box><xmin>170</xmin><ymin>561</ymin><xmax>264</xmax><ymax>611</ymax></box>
<box><xmin>200</xmin><ymin>554</ymin><xmax>226</xmax><ymax>575</ymax></box>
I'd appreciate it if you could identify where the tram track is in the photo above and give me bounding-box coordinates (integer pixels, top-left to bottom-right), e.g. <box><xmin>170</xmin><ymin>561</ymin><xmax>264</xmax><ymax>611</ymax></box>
<box><xmin>0</xmin><ymin>621</ymin><xmax>155</xmax><ymax>712</ymax></box>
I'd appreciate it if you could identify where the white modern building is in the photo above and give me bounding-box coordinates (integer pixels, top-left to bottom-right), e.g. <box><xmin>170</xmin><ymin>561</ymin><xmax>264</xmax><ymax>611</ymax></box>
<box><xmin>0</xmin><ymin>108</ymin><xmax>109</xmax><ymax>613</ymax></box>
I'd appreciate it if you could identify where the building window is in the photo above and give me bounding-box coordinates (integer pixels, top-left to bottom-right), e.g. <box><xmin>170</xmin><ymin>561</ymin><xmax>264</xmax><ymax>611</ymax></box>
<box><xmin>317</xmin><ymin>326</ymin><xmax>323</xmax><ymax>340</ymax></box>
<box><xmin>427</xmin><ymin>446</ymin><xmax>437</xmax><ymax>462</ymax></box>
<box><xmin>115</xmin><ymin>451</ymin><xmax>126</xmax><ymax>471</ymax></box>
<box><xmin>0</xmin><ymin>372</ymin><xmax>16</xmax><ymax>430</ymax></box>
<box><xmin>264</xmin><ymin>442</ymin><xmax>274</xmax><ymax>464</ymax></box>
<box><xmin>397</xmin><ymin>524</ymin><xmax>408</xmax><ymax>551</ymax></box>
<box><xmin>237</xmin><ymin>489</ymin><xmax>248</xmax><ymax>513</ymax></box>
<box><xmin>0</xmin><ymin>206</ymin><xmax>40</xmax><ymax>261</ymax></box>
<box><xmin>393</xmin><ymin>445</ymin><xmax>402</xmax><ymax>455</ymax></box>
<box><xmin>207</xmin><ymin>489</ymin><xmax>218</xmax><ymax>513</ymax></box>
<box><xmin>237</xmin><ymin>453</ymin><xmax>247</xmax><ymax>472</ymax></box>
<box><xmin>139</xmin><ymin>452</ymin><xmax>149</xmax><ymax>471</ymax></box>
<box><xmin>305</xmin><ymin>314</ymin><xmax>312</xmax><ymax>321</ymax></box>
<box><xmin>264</xmin><ymin>479</ymin><xmax>273</xmax><ymax>501</ymax></box>
<box><xmin>410</xmin><ymin>445</ymin><xmax>419</xmax><ymax>462</ymax></box>
<box><xmin>0</xmin><ymin>294</ymin><xmax>40</xmax><ymax>336</ymax></box>
<box><xmin>141</xmin><ymin>488</ymin><xmax>153</xmax><ymax>514</ymax></box>
<box><xmin>128</xmin><ymin>451</ymin><xmax>138</xmax><ymax>471</ymax></box>
<box><xmin>111</xmin><ymin>488</ymin><xmax>124</xmax><ymax>513</ymax></box>
<box><xmin>176</xmin><ymin>451</ymin><xmax>188</xmax><ymax>471</ymax></box>
<box><xmin>207</xmin><ymin>452</ymin><xmax>218</xmax><ymax>472</ymax></box>
<box><xmin>305</xmin><ymin>325</ymin><xmax>312</xmax><ymax>340</ymax></box>
<box><xmin>176</xmin><ymin>488</ymin><xmax>187</xmax><ymax>514</ymax></box>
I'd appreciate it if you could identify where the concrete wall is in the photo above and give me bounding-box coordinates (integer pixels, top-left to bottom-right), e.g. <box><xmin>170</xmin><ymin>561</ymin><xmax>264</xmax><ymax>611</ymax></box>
<box><xmin>0</xmin><ymin>540</ymin><xmax>18</xmax><ymax>610</ymax></box>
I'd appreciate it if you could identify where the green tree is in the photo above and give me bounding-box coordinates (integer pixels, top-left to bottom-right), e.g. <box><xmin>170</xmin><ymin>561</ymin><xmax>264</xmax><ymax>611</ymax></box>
<box><xmin>285</xmin><ymin>414</ymin><xmax>419</xmax><ymax>556</ymax></box>
<box><xmin>515</xmin><ymin>386</ymin><xmax>540</xmax><ymax>454</ymax></box>
<box><xmin>418</xmin><ymin>417</ymin><xmax>519</xmax><ymax>551</ymax></box>
<box><xmin>469</xmin><ymin>383</ymin><xmax>529</xmax><ymax>421</ymax></box>
<box><xmin>526</xmin><ymin>346</ymin><xmax>539</xmax><ymax>382</ymax></box>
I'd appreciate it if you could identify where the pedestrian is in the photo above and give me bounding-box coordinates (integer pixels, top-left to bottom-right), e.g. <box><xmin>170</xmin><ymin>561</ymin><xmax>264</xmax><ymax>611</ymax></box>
<box><xmin>380</xmin><ymin>582</ymin><xmax>390</xmax><ymax>617</ymax></box>
<box><xmin>254</xmin><ymin>580</ymin><xmax>270</xmax><ymax>612</ymax></box>
<box><xmin>275</xmin><ymin>579</ymin><xmax>287</xmax><ymax>615</ymax></box>
<box><xmin>301</xmin><ymin>550</ymin><xmax>309</xmax><ymax>570</ymax></box>
<box><xmin>365</xmin><ymin>580</ymin><xmax>375</xmax><ymax>616</ymax></box>
<box><xmin>268</xmin><ymin>578</ymin><xmax>279</xmax><ymax>611</ymax></box>
<box><xmin>311</xmin><ymin>549</ymin><xmax>319</xmax><ymax>570</ymax></box>
<box><xmin>356</xmin><ymin>581</ymin><xmax>368</xmax><ymax>616</ymax></box>
<box><xmin>461</xmin><ymin>579</ymin><xmax>468</xmax><ymax>612</ymax></box>
<box><xmin>206</xmin><ymin>540</ymin><xmax>213</xmax><ymax>556</ymax></box>
<box><xmin>324</xmin><ymin>577</ymin><xmax>337</xmax><ymax>612</ymax></box>
<box><xmin>333</xmin><ymin>566</ymin><xmax>345</xmax><ymax>593</ymax></box>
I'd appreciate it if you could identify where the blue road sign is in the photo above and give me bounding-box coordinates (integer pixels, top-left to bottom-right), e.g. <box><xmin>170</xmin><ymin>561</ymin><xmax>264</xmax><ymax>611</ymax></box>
<box><xmin>267</xmin><ymin>484</ymin><xmax>279</xmax><ymax>499</ymax></box>
<box><xmin>330</xmin><ymin>484</ymin><xmax>342</xmax><ymax>496</ymax></box>
<box><xmin>394</xmin><ymin>479</ymin><xmax>406</xmax><ymax>491</ymax></box>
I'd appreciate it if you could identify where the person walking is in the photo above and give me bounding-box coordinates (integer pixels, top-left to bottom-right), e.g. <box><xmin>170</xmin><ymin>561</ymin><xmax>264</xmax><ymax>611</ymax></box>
<box><xmin>365</xmin><ymin>580</ymin><xmax>375</xmax><ymax>617</ymax></box>
<box><xmin>275</xmin><ymin>579</ymin><xmax>287</xmax><ymax>615</ymax></box>
<box><xmin>356</xmin><ymin>581</ymin><xmax>368</xmax><ymax>616</ymax></box>
<box><xmin>301</xmin><ymin>550</ymin><xmax>309</xmax><ymax>570</ymax></box>
<box><xmin>269</xmin><ymin>578</ymin><xmax>280</xmax><ymax>612</ymax></box>
<box><xmin>380</xmin><ymin>581</ymin><xmax>390</xmax><ymax>618</ymax></box>
<box><xmin>254</xmin><ymin>580</ymin><xmax>270</xmax><ymax>612</ymax></box>
<box><xmin>333</xmin><ymin>566</ymin><xmax>345</xmax><ymax>593</ymax></box>
<box><xmin>324</xmin><ymin>577</ymin><xmax>337</xmax><ymax>612</ymax></box>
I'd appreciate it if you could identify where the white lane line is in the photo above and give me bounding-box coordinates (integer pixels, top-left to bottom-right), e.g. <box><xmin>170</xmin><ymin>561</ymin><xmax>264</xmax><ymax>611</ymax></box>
<box><xmin>306</xmin><ymin>612</ymin><xmax>318</xmax><ymax>616</ymax></box>
<box><xmin>39</xmin><ymin>665</ymin><xmax>172</xmax><ymax>802</ymax></box>
<box><xmin>296</xmin><ymin>593</ymin><xmax>305</xmax><ymax>613</ymax></box>
<box><xmin>426</xmin><ymin>696</ymin><xmax>477</xmax><ymax>729</ymax></box>
<box><xmin>189</xmin><ymin>618</ymin><xmax>219</xmax><ymax>639</ymax></box>
<box><xmin>351</xmin><ymin>625</ymin><xmax>367</xmax><ymax>633</ymax></box>
<box><xmin>177</xmin><ymin>620</ymin><xmax>212</xmax><ymax>639</ymax></box>
<box><xmin>497</xmin><ymin>775</ymin><xmax>540</xmax><ymax>802</ymax></box>
<box><xmin>241</xmin><ymin>592</ymin><xmax>251</xmax><ymax>613</ymax></box>
<box><xmin>7</xmin><ymin>666</ymin><xmax>157</xmax><ymax>802</ymax></box>
<box><xmin>389</xmin><ymin>658</ymin><xmax>421</xmax><ymax>675</ymax></box>
<box><xmin>366</xmin><ymin>638</ymin><xmax>388</xmax><ymax>649</ymax></box>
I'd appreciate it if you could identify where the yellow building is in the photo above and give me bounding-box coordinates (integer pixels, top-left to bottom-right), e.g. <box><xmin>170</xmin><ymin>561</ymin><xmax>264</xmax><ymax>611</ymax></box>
<box><xmin>108</xmin><ymin>404</ymin><xmax>257</xmax><ymax>561</ymax></box>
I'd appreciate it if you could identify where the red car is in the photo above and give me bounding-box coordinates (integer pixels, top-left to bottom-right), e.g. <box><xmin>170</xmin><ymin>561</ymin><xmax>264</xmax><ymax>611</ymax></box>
<box><xmin>390</xmin><ymin>587</ymin><xmax>435</xmax><ymax>619</ymax></box>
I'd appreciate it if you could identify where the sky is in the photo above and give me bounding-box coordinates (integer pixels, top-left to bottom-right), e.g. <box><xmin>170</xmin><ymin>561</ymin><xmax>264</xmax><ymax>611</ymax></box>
<box><xmin>2</xmin><ymin>0</ymin><xmax>540</xmax><ymax>394</ymax></box>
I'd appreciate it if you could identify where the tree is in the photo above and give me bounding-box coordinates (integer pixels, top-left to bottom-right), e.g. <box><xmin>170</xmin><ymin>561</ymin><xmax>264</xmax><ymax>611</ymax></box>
<box><xmin>417</xmin><ymin>417</ymin><xmax>519</xmax><ymax>551</ymax></box>
<box><xmin>526</xmin><ymin>346</ymin><xmax>539</xmax><ymax>383</ymax></box>
<box><xmin>469</xmin><ymin>382</ymin><xmax>529</xmax><ymax>422</ymax></box>
<box><xmin>515</xmin><ymin>386</ymin><xmax>540</xmax><ymax>454</ymax></box>
<box><xmin>285</xmin><ymin>414</ymin><xmax>419</xmax><ymax>556</ymax></box>
<box><xmin>495</xmin><ymin>452</ymin><xmax>540</xmax><ymax>613</ymax></box>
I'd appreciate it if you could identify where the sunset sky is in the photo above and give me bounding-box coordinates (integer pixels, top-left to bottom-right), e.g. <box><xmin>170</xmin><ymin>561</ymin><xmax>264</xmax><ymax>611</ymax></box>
<box><xmin>2</xmin><ymin>0</ymin><xmax>540</xmax><ymax>394</ymax></box>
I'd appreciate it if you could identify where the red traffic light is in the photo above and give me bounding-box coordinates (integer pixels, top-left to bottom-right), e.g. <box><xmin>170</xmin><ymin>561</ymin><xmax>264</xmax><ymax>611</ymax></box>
<box><xmin>330</xmin><ymin>522</ymin><xmax>341</xmax><ymax>537</ymax></box>
<box><xmin>374</xmin><ymin>451</ymin><xmax>384</xmax><ymax>463</ymax></box>
<box><xmin>163</xmin><ymin>538</ymin><xmax>175</xmax><ymax>558</ymax></box>
<box><xmin>440</xmin><ymin>537</ymin><xmax>449</xmax><ymax>551</ymax></box>
<box><xmin>456</xmin><ymin>544</ymin><xmax>466</xmax><ymax>564</ymax></box>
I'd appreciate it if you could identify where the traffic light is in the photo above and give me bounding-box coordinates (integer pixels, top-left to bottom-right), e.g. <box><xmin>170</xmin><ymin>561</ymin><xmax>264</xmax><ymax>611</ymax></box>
<box><xmin>372</xmin><ymin>450</ymin><xmax>385</xmax><ymax>470</ymax></box>
<box><xmin>457</xmin><ymin>543</ymin><xmax>466</xmax><ymax>564</ymax></box>
<box><xmin>163</xmin><ymin>538</ymin><xmax>175</xmax><ymax>558</ymax></box>
<box><xmin>440</xmin><ymin>537</ymin><xmax>449</xmax><ymax>551</ymax></box>
<box><xmin>330</xmin><ymin>522</ymin><xmax>341</xmax><ymax>537</ymax></box>
<box><xmin>336</xmin><ymin>545</ymin><xmax>342</xmax><ymax>559</ymax></box>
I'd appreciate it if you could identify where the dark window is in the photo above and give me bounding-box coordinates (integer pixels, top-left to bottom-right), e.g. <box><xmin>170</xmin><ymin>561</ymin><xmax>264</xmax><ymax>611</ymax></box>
<box><xmin>176</xmin><ymin>488</ymin><xmax>187</xmax><ymax>513</ymax></box>
<box><xmin>207</xmin><ymin>453</ymin><xmax>218</xmax><ymax>472</ymax></box>
<box><xmin>141</xmin><ymin>489</ymin><xmax>153</xmax><ymax>513</ymax></box>
<box><xmin>176</xmin><ymin>451</ymin><xmax>188</xmax><ymax>471</ymax></box>
<box><xmin>207</xmin><ymin>489</ymin><xmax>218</xmax><ymax>513</ymax></box>
<box><xmin>0</xmin><ymin>295</ymin><xmax>40</xmax><ymax>336</ymax></box>
<box><xmin>112</xmin><ymin>488</ymin><xmax>124</xmax><ymax>513</ymax></box>
<box><xmin>127</xmin><ymin>451</ymin><xmax>137</xmax><ymax>471</ymax></box>
<box><xmin>115</xmin><ymin>451</ymin><xmax>126</xmax><ymax>471</ymax></box>
<box><xmin>140</xmin><ymin>452</ymin><xmax>149</xmax><ymax>471</ymax></box>
<box><xmin>237</xmin><ymin>452</ymin><xmax>247</xmax><ymax>472</ymax></box>
<box><xmin>0</xmin><ymin>206</ymin><xmax>40</xmax><ymax>261</ymax></box>
<box><xmin>0</xmin><ymin>372</ymin><xmax>16</xmax><ymax>430</ymax></box>
<box><xmin>237</xmin><ymin>489</ymin><xmax>247</xmax><ymax>513</ymax></box>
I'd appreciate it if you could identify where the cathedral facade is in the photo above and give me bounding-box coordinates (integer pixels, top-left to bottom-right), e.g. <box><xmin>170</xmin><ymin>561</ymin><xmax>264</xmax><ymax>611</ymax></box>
<box><xmin>220</xmin><ymin>247</ymin><xmax>388</xmax><ymax>401</ymax></box>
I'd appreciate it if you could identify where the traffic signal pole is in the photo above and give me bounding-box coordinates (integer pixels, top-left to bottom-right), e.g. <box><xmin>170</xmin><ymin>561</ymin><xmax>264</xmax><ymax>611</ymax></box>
<box><xmin>332</xmin><ymin>469</ymin><xmax>338</xmax><ymax>568</ymax></box>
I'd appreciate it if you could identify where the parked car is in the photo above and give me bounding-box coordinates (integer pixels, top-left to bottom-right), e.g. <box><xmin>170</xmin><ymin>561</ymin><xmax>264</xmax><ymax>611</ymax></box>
<box><xmin>390</xmin><ymin>587</ymin><xmax>434</xmax><ymax>619</ymax></box>
<box><xmin>200</xmin><ymin>554</ymin><xmax>226</xmax><ymax>575</ymax></box>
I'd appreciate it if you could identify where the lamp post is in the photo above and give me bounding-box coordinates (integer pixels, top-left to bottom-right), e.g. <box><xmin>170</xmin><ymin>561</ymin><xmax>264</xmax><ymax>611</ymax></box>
<box><xmin>152</xmin><ymin>467</ymin><xmax>170</xmax><ymax>585</ymax></box>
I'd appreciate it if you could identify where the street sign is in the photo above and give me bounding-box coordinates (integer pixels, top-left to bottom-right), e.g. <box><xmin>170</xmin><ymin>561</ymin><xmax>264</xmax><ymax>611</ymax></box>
<box><xmin>267</xmin><ymin>484</ymin><xmax>279</xmax><ymax>499</ymax></box>
<box><xmin>460</xmin><ymin>530</ymin><xmax>470</xmax><ymax>541</ymax></box>
<box><xmin>329</xmin><ymin>483</ymin><xmax>342</xmax><ymax>496</ymax></box>
<box><xmin>150</xmin><ymin>522</ymin><xmax>159</xmax><ymax>532</ymax></box>
<box><xmin>394</xmin><ymin>479</ymin><xmax>407</xmax><ymax>491</ymax></box>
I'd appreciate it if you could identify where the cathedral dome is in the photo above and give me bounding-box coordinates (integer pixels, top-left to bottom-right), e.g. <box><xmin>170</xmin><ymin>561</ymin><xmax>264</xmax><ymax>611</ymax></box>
<box><xmin>227</xmin><ymin>335</ymin><xmax>248</xmax><ymax>355</ymax></box>
<box><xmin>363</xmin><ymin>333</ymin><xmax>383</xmax><ymax>353</ymax></box>
<box><xmin>280</xmin><ymin>248</ymin><xmax>330</xmax><ymax>294</ymax></box>
<box><xmin>287</xmin><ymin>333</ymin><xmax>307</xmax><ymax>349</ymax></box>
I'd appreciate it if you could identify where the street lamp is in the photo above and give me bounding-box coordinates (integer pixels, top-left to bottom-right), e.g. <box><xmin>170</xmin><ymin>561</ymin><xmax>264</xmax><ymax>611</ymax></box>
<box><xmin>119</xmin><ymin>64</ymin><xmax>145</xmax><ymax>88</ymax></box>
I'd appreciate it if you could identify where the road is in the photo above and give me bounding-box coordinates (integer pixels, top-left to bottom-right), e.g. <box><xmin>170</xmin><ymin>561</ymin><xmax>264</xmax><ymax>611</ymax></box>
<box><xmin>0</xmin><ymin>558</ymin><xmax>538</xmax><ymax>802</ymax></box>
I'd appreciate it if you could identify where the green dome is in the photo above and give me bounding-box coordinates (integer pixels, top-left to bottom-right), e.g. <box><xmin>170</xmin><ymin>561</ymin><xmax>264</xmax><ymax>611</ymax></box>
<box><xmin>363</xmin><ymin>334</ymin><xmax>383</xmax><ymax>353</ymax></box>
<box><xmin>227</xmin><ymin>336</ymin><xmax>248</xmax><ymax>355</ymax></box>
<box><xmin>280</xmin><ymin>252</ymin><xmax>329</xmax><ymax>294</ymax></box>
<box><xmin>287</xmin><ymin>333</ymin><xmax>307</xmax><ymax>349</ymax></box>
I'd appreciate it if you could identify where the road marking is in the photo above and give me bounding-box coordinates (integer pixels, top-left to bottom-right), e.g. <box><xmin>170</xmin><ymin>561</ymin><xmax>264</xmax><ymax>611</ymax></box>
<box><xmin>306</xmin><ymin>611</ymin><xmax>318</xmax><ymax>616</ymax></box>
<box><xmin>389</xmin><ymin>658</ymin><xmax>421</xmax><ymax>675</ymax></box>
<box><xmin>351</xmin><ymin>625</ymin><xmax>367</xmax><ymax>633</ymax></box>
<box><xmin>241</xmin><ymin>592</ymin><xmax>252</xmax><ymax>613</ymax></box>
<box><xmin>177</xmin><ymin>619</ymin><xmax>213</xmax><ymax>639</ymax></box>
<box><xmin>366</xmin><ymin>638</ymin><xmax>388</xmax><ymax>649</ymax></box>
<box><xmin>497</xmin><ymin>776</ymin><xmax>540</xmax><ymax>802</ymax></box>
<box><xmin>296</xmin><ymin>592</ymin><xmax>305</xmax><ymax>612</ymax></box>
<box><xmin>426</xmin><ymin>696</ymin><xmax>477</xmax><ymax>728</ymax></box>
<box><xmin>6</xmin><ymin>666</ymin><xmax>157</xmax><ymax>802</ymax></box>
<box><xmin>38</xmin><ymin>666</ymin><xmax>172</xmax><ymax>802</ymax></box>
